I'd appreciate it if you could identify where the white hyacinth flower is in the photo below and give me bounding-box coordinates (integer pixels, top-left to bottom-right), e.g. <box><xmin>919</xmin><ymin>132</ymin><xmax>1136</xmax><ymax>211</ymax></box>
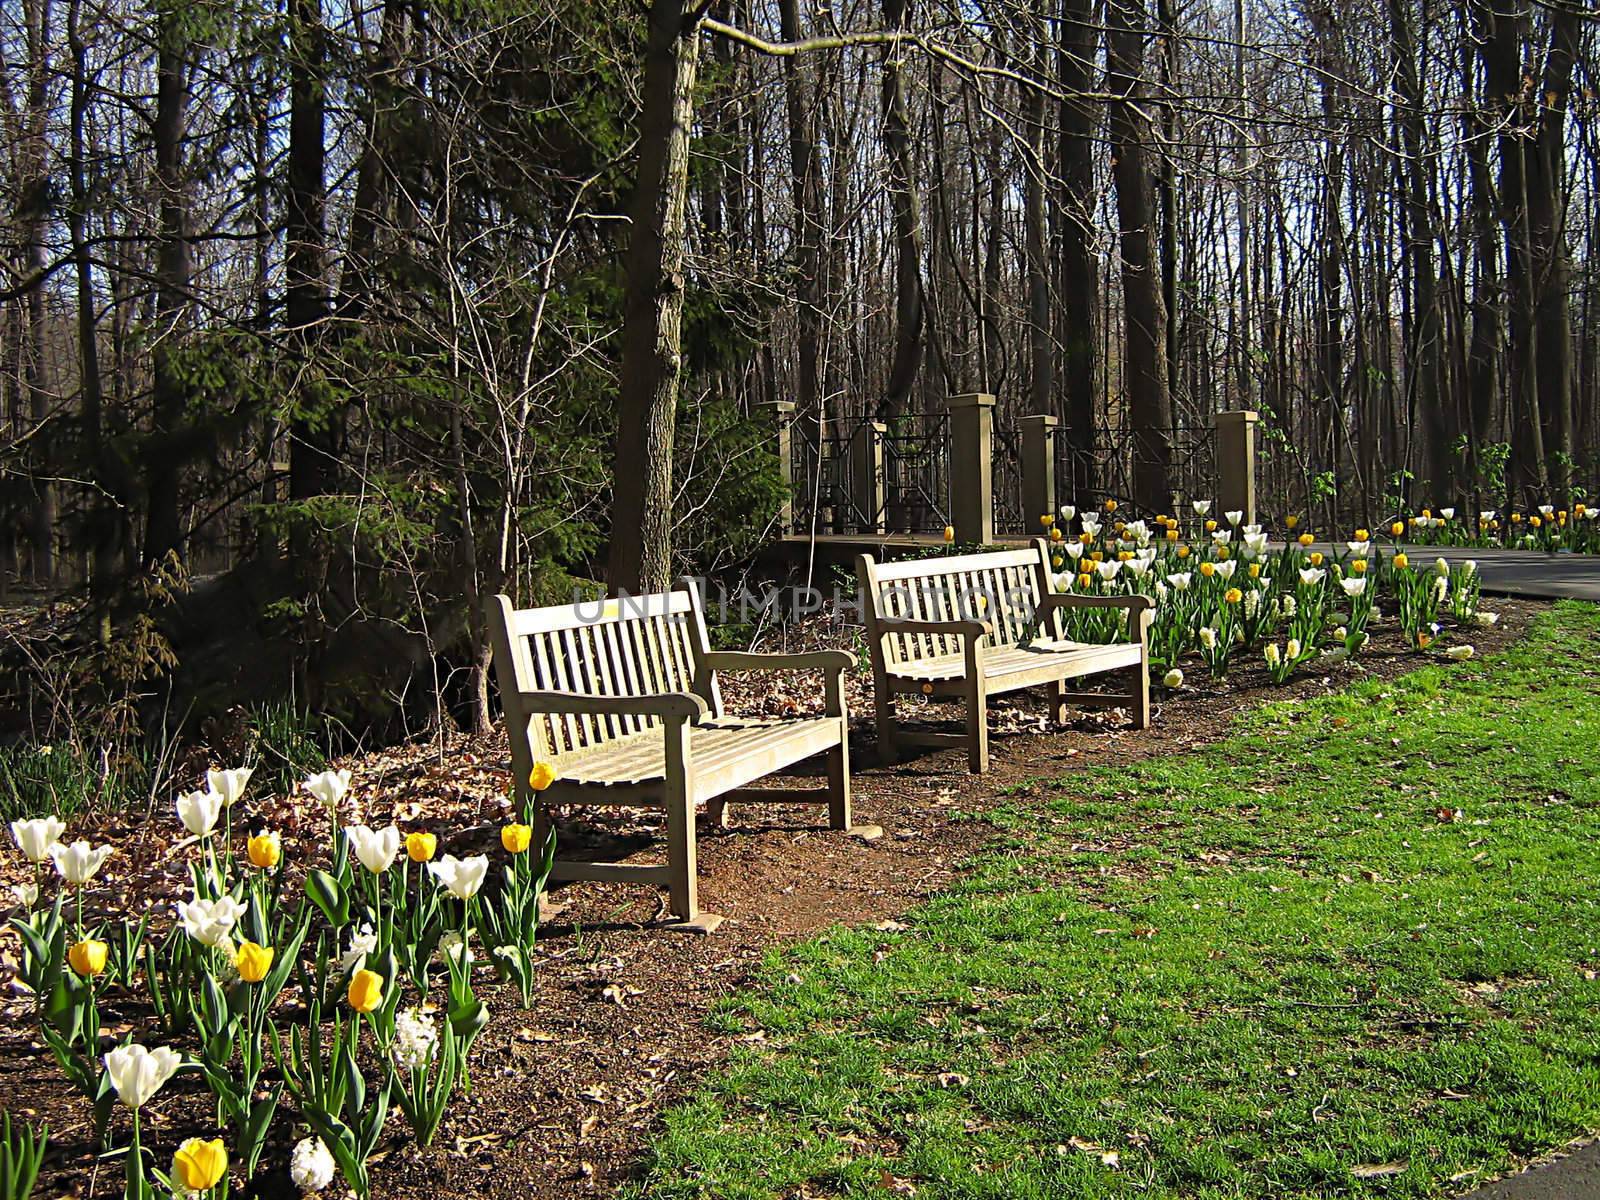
<box><xmin>1433</xmin><ymin>557</ymin><xmax>1450</xmax><ymax>576</ymax></box>
<box><xmin>290</xmin><ymin>1137</ymin><xmax>337</xmax><ymax>1193</ymax></box>
<box><xmin>10</xmin><ymin>816</ymin><xmax>66</xmax><ymax>863</ymax></box>
<box><xmin>49</xmin><ymin>840</ymin><xmax>113</xmax><ymax>885</ymax></box>
<box><xmin>391</xmin><ymin>1007</ymin><xmax>440</xmax><ymax>1071</ymax></box>
<box><xmin>103</xmin><ymin>1043</ymin><xmax>183</xmax><ymax>1109</ymax></box>
<box><xmin>1285</xmin><ymin>638</ymin><xmax>1301</xmax><ymax>659</ymax></box>
<box><xmin>346</xmin><ymin>824</ymin><xmax>403</xmax><ymax>875</ymax></box>
<box><xmin>1264</xmin><ymin>643</ymin><xmax>1281</xmax><ymax>668</ymax></box>
<box><xmin>1198</xmin><ymin>627</ymin><xmax>1218</xmax><ymax>650</ymax></box>
<box><xmin>302</xmin><ymin>769</ymin><xmax>352</xmax><ymax>812</ymax></box>
<box><xmin>1461</xmin><ymin>559</ymin><xmax>1478</xmax><ymax>576</ymax></box>
<box><xmin>175</xmin><ymin>789</ymin><xmax>224</xmax><ymax>838</ymax></box>
<box><xmin>175</xmin><ymin>893</ymin><xmax>245</xmax><ymax>948</ymax></box>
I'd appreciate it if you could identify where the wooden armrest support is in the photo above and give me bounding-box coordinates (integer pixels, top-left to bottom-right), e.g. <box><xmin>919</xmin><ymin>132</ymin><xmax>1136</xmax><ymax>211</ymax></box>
<box><xmin>515</xmin><ymin>690</ymin><xmax>709</xmax><ymax>721</ymax></box>
<box><xmin>701</xmin><ymin>649</ymin><xmax>856</xmax><ymax>672</ymax></box>
<box><xmin>876</xmin><ymin>617</ymin><xmax>993</xmax><ymax>639</ymax></box>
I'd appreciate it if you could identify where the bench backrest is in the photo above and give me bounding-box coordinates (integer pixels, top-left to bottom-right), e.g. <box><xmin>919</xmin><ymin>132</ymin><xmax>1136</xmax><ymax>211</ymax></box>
<box><xmin>857</xmin><ymin>540</ymin><xmax>1062</xmax><ymax>668</ymax></box>
<box><xmin>488</xmin><ymin>582</ymin><xmax>720</xmax><ymax>763</ymax></box>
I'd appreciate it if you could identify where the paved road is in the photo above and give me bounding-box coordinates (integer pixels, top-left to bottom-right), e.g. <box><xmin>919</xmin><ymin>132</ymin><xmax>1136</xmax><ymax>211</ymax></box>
<box><xmin>1305</xmin><ymin>543</ymin><xmax>1600</xmax><ymax>601</ymax></box>
<box><xmin>1467</xmin><ymin>1143</ymin><xmax>1600</xmax><ymax>1200</ymax></box>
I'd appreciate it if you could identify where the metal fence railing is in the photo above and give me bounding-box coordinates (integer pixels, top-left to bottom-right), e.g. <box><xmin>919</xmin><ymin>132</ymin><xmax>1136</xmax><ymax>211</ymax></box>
<box><xmin>1053</xmin><ymin>423</ymin><xmax>1218</xmax><ymax>519</ymax></box>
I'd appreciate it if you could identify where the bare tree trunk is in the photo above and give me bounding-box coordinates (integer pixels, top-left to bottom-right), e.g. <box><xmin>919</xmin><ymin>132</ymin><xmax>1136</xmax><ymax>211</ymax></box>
<box><xmin>1106</xmin><ymin>0</ymin><xmax>1173</xmax><ymax>511</ymax></box>
<box><xmin>17</xmin><ymin>0</ymin><xmax>55</xmax><ymax>584</ymax></box>
<box><xmin>878</xmin><ymin>0</ymin><xmax>926</xmax><ymax>419</ymax></box>
<box><xmin>606</xmin><ymin>0</ymin><xmax>701</xmax><ymax>594</ymax></box>
<box><xmin>776</xmin><ymin>0</ymin><xmax>822</xmax><ymax>421</ymax></box>
<box><xmin>1057</xmin><ymin>0</ymin><xmax>1101</xmax><ymax>504</ymax></box>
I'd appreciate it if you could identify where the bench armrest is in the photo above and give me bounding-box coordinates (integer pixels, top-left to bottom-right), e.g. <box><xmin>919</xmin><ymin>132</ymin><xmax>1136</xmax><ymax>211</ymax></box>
<box><xmin>875</xmin><ymin>617</ymin><xmax>993</xmax><ymax>639</ymax></box>
<box><xmin>1033</xmin><ymin>592</ymin><xmax>1154</xmax><ymax>615</ymax></box>
<box><xmin>700</xmin><ymin>649</ymin><xmax>856</xmax><ymax>672</ymax></box>
<box><xmin>515</xmin><ymin>689</ymin><xmax>709</xmax><ymax>721</ymax></box>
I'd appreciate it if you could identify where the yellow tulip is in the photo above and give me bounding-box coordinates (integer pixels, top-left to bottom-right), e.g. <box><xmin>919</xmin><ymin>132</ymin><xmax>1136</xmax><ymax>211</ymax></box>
<box><xmin>1224</xmin><ymin>587</ymin><xmax>1243</xmax><ymax>604</ymax></box>
<box><xmin>405</xmin><ymin>831</ymin><xmax>437</xmax><ymax>863</ymax></box>
<box><xmin>172</xmin><ymin>1138</ymin><xmax>228</xmax><ymax>1192</ymax></box>
<box><xmin>1049</xmin><ymin>526</ymin><xmax>1063</xmax><ymax>542</ymax></box>
<box><xmin>1079</xmin><ymin>531</ymin><xmax>1094</xmax><ymax>545</ymax></box>
<box><xmin>1165</xmin><ymin>528</ymin><xmax>1179</xmax><ymax>542</ymax></box>
<box><xmin>1297</xmin><ymin>532</ymin><xmax>1314</xmax><ymax>547</ymax></box>
<box><xmin>1577</xmin><ymin>504</ymin><xmax>1588</xmax><ymax>517</ymax></box>
<box><xmin>1531</xmin><ymin>515</ymin><xmax>1543</xmax><ymax>528</ymax></box>
<box><xmin>1076</xmin><ymin>573</ymin><xmax>1093</xmax><ymax>590</ymax></box>
<box><xmin>1354</xmin><ymin>528</ymin><xmax>1370</xmax><ymax>541</ymax></box>
<box><xmin>1040</xmin><ymin>514</ymin><xmax>1054</xmax><ymax>528</ymax></box>
<box><xmin>347</xmin><ymin>968</ymin><xmax>384</xmax><ymax>1013</ymax></box>
<box><xmin>942</xmin><ymin>525</ymin><xmax>955</xmax><ymax>543</ymax></box>
<box><xmin>1248</xmin><ymin>562</ymin><xmax>1261</xmax><ymax>578</ymax></box>
<box><xmin>1391</xmin><ymin>521</ymin><xmax>1406</xmax><ymax>537</ymax></box>
<box><xmin>1176</xmin><ymin>544</ymin><xmax>1191</xmax><ymax>558</ymax></box>
<box><xmin>501</xmin><ymin>823</ymin><xmax>532</xmax><ymax>854</ymax></box>
<box><xmin>1215</xmin><ymin>546</ymin><xmax>1230</xmax><ymax>560</ymax></box>
<box><xmin>1421</xmin><ymin>508</ymin><xmax>1432</xmax><ymax>519</ymax></box>
<box><xmin>1393</xmin><ymin>553</ymin><xmax>1409</xmax><ymax>569</ymax></box>
<box><xmin>68</xmin><ymin>938</ymin><xmax>107</xmax><ymax>977</ymax></box>
<box><xmin>1309</xmin><ymin>552</ymin><xmax>1324</xmax><ymax>567</ymax></box>
<box><xmin>528</xmin><ymin>761</ymin><xmax>558</xmax><ymax>792</ymax></box>
<box><xmin>1352</xmin><ymin>558</ymin><xmax>1368</xmax><ymax>574</ymax></box>
<box><xmin>1104</xmin><ymin>498</ymin><xmax>1117</xmax><ymax>513</ymax></box>
<box><xmin>247</xmin><ymin>831</ymin><xmax>281</xmax><ymax>870</ymax></box>
<box><xmin>1204</xmin><ymin>519</ymin><xmax>1217</xmax><ymax>532</ymax></box>
<box><xmin>1285</xmin><ymin>514</ymin><xmax>1299</xmax><ymax>530</ymax></box>
<box><xmin>1200</xmin><ymin>561</ymin><xmax>1216</xmax><ymax>577</ymax></box>
<box><xmin>235</xmin><ymin>941</ymin><xmax>274</xmax><ymax>984</ymax></box>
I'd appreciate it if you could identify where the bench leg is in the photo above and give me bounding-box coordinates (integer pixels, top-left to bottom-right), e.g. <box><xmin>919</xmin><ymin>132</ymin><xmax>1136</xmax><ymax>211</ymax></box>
<box><xmin>965</xmin><ymin>680</ymin><xmax>990</xmax><ymax>773</ymax></box>
<box><xmin>826</xmin><ymin>718</ymin><xmax>852</xmax><ymax>830</ymax></box>
<box><xmin>872</xmin><ymin>683</ymin><xmax>898</xmax><ymax>764</ymax></box>
<box><xmin>1130</xmin><ymin>662</ymin><xmax>1151</xmax><ymax>729</ymax></box>
<box><xmin>1049</xmin><ymin>677</ymin><xmax>1070</xmax><ymax>725</ymax></box>
<box><xmin>664</xmin><ymin>778</ymin><xmax>698</xmax><ymax>920</ymax></box>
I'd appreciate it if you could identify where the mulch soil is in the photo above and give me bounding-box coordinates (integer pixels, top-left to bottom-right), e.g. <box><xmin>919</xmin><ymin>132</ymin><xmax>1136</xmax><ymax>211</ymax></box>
<box><xmin>0</xmin><ymin>599</ymin><xmax>1545</xmax><ymax>1199</ymax></box>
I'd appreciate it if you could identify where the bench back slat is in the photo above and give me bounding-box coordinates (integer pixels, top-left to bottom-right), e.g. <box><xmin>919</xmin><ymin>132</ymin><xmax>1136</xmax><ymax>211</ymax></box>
<box><xmin>859</xmin><ymin>540</ymin><xmax>1061</xmax><ymax>666</ymax></box>
<box><xmin>488</xmin><ymin>583</ymin><xmax>715</xmax><ymax>766</ymax></box>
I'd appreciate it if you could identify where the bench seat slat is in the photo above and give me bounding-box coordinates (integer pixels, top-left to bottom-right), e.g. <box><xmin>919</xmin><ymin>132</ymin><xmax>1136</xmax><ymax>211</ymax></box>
<box><xmin>552</xmin><ymin>717</ymin><xmax>840</xmax><ymax>797</ymax></box>
<box><xmin>887</xmin><ymin>640</ymin><xmax>1142</xmax><ymax>685</ymax></box>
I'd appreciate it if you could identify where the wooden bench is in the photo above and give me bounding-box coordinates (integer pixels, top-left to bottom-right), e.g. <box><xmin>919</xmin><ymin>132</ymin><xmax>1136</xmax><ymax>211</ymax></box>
<box><xmin>486</xmin><ymin>580</ymin><xmax>858</xmax><ymax>931</ymax></box>
<box><xmin>857</xmin><ymin>539</ymin><xmax>1152</xmax><ymax>773</ymax></box>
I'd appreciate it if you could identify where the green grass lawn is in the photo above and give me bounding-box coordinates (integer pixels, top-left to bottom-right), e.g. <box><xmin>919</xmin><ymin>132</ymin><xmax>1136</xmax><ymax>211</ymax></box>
<box><xmin>631</xmin><ymin>601</ymin><xmax>1600</xmax><ymax>1199</ymax></box>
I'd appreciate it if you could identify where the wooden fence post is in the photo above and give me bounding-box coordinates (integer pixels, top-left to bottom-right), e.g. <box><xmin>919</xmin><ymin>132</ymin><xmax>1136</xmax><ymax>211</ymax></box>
<box><xmin>1215</xmin><ymin>409</ymin><xmax>1258</xmax><ymax>525</ymax></box>
<box><xmin>849</xmin><ymin>420</ymin><xmax>887</xmax><ymax>534</ymax></box>
<box><xmin>949</xmin><ymin>393</ymin><xmax>995</xmax><ymax>544</ymax></box>
<box><xmin>1019</xmin><ymin>413</ymin><xmax>1058</xmax><ymax>532</ymax></box>
<box><xmin>764</xmin><ymin>400</ymin><xmax>796</xmax><ymax>534</ymax></box>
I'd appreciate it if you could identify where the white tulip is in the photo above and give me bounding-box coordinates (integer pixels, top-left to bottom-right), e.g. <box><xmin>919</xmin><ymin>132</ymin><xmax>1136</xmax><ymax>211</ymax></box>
<box><xmin>1297</xmin><ymin>567</ymin><xmax>1326</xmax><ymax>587</ymax></box>
<box><xmin>49</xmin><ymin>840</ymin><xmax>113</xmax><ymax>885</ymax></box>
<box><xmin>1286</xmin><ymin>638</ymin><xmax>1301</xmax><ymax>659</ymax></box>
<box><xmin>10</xmin><ymin>816</ymin><xmax>66</xmax><ymax>863</ymax></box>
<box><xmin>1166</xmin><ymin>572</ymin><xmax>1192</xmax><ymax>591</ymax></box>
<box><xmin>427</xmin><ymin>854</ymin><xmax>489</xmax><ymax>900</ymax></box>
<box><xmin>302</xmin><ymin>769</ymin><xmax>352</xmax><ymax>811</ymax></box>
<box><xmin>1162</xmin><ymin>668</ymin><xmax>1184</xmax><ymax>689</ymax></box>
<box><xmin>175</xmin><ymin>893</ymin><xmax>245</xmax><ymax>948</ymax></box>
<box><xmin>346</xmin><ymin>824</ymin><xmax>402</xmax><ymax>874</ymax></box>
<box><xmin>175</xmin><ymin>789</ymin><xmax>224</xmax><ymax>838</ymax></box>
<box><xmin>1540</xmin><ymin>504</ymin><xmax>1555</xmax><ymax>518</ymax></box>
<box><xmin>1440</xmin><ymin>507</ymin><xmax>1455</xmax><ymax>520</ymax></box>
<box><xmin>290</xmin><ymin>1138</ymin><xmax>337</xmax><ymax>1193</ymax></box>
<box><xmin>103</xmin><ymin>1043</ymin><xmax>183</xmax><ymax>1109</ymax></box>
<box><xmin>1340</xmin><ymin>577</ymin><xmax>1367</xmax><ymax>598</ymax></box>
<box><xmin>1096</xmin><ymin>560</ymin><xmax>1122</xmax><ymax>581</ymax></box>
<box><xmin>1225</xmin><ymin>510</ymin><xmax>1243</xmax><ymax>526</ymax></box>
<box><xmin>1347</xmin><ymin>540</ymin><xmax>1371</xmax><ymax>556</ymax></box>
<box><xmin>1243</xmin><ymin>532</ymin><xmax>1268</xmax><ymax>557</ymax></box>
<box><xmin>206</xmin><ymin>767</ymin><xmax>253</xmax><ymax>807</ymax></box>
<box><xmin>12</xmin><ymin>882</ymin><xmax>38</xmax><ymax>908</ymax></box>
<box><xmin>1215</xmin><ymin>559</ymin><xmax>1238</xmax><ymax>579</ymax></box>
<box><xmin>1447</xmin><ymin>645</ymin><xmax>1475</xmax><ymax>661</ymax></box>
<box><xmin>1479</xmin><ymin>510</ymin><xmax>1496</xmax><ymax>523</ymax></box>
<box><xmin>1211</xmin><ymin>530</ymin><xmax>1233</xmax><ymax>546</ymax></box>
<box><xmin>1081</xmin><ymin>518</ymin><xmax>1102</xmax><ymax>538</ymax></box>
<box><xmin>1242</xmin><ymin>523</ymin><xmax>1263</xmax><ymax>537</ymax></box>
<box><xmin>340</xmin><ymin>923</ymin><xmax>378</xmax><ymax>974</ymax></box>
<box><xmin>1192</xmin><ymin>500</ymin><xmax>1212</xmax><ymax>517</ymax></box>
<box><xmin>1065</xmin><ymin>541</ymin><xmax>1084</xmax><ymax>561</ymax></box>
